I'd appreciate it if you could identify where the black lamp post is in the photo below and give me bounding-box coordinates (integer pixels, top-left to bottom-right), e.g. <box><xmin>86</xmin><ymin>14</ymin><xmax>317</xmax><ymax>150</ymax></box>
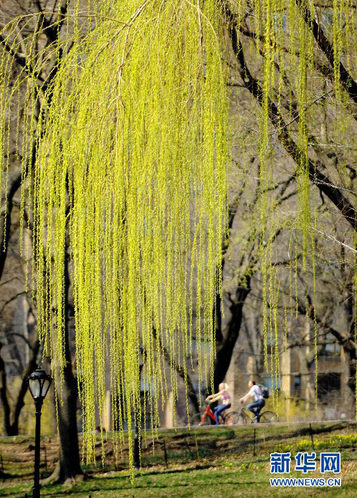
<box><xmin>133</xmin><ymin>422</ymin><xmax>140</xmax><ymax>469</ymax></box>
<box><xmin>28</xmin><ymin>368</ymin><xmax>52</xmax><ymax>498</ymax></box>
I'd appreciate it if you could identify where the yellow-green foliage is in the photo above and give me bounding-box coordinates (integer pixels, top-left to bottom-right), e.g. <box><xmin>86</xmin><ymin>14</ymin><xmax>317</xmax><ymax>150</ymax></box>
<box><xmin>0</xmin><ymin>0</ymin><xmax>356</xmax><ymax>466</ymax></box>
<box><xmin>273</xmin><ymin>396</ymin><xmax>311</xmax><ymax>422</ymax></box>
<box><xmin>1</xmin><ymin>1</ymin><xmax>229</xmax><ymax>465</ymax></box>
<box><xmin>280</xmin><ymin>434</ymin><xmax>357</xmax><ymax>453</ymax></box>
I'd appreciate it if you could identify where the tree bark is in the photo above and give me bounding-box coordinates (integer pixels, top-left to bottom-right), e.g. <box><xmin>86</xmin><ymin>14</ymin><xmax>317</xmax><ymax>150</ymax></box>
<box><xmin>0</xmin><ymin>343</ymin><xmax>12</xmax><ymax>435</ymax></box>
<box><xmin>342</xmin><ymin>282</ymin><xmax>356</xmax><ymax>409</ymax></box>
<box><xmin>9</xmin><ymin>337</ymin><xmax>41</xmax><ymax>435</ymax></box>
<box><xmin>44</xmin><ymin>247</ymin><xmax>83</xmax><ymax>484</ymax></box>
<box><xmin>0</xmin><ymin>174</ymin><xmax>22</xmax><ymax>280</ymax></box>
<box><xmin>213</xmin><ymin>278</ymin><xmax>251</xmax><ymax>391</ymax></box>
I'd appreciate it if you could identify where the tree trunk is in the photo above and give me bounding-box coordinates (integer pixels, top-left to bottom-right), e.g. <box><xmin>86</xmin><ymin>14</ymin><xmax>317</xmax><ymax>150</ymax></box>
<box><xmin>343</xmin><ymin>347</ymin><xmax>356</xmax><ymax>414</ymax></box>
<box><xmin>0</xmin><ymin>336</ymin><xmax>41</xmax><ymax>436</ymax></box>
<box><xmin>47</xmin><ymin>359</ymin><xmax>83</xmax><ymax>484</ymax></box>
<box><xmin>0</xmin><ymin>343</ymin><xmax>12</xmax><ymax>435</ymax></box>
<box><xmin>44</xmin><ymin>248</ymin><xmax>83</xmax><ymax>484</ymax></box>
<box><xmin>213</xmin><ymin>279</ymin><xmax>251</xmax><ymax>391</ymax></box>
<box><xmin>9</xmin><ymin>337</ymin><xmax>41</xmax><ymax>435</ymax></box>
<box><xmin>0</xmin><ymin>174</ymin><xmax>22</xmax><ymax>279</ymax></box>
<box><xmin>342</xmin><ymin>280</ymin><xmax>357</xmax><ymax>413</ymax></box>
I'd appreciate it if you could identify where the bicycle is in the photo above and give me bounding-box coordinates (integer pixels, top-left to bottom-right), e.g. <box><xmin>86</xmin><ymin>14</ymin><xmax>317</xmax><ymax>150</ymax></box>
<box><xmin>236</xmin><ymin>405</ymin><xmax>278</xmax><ymax>424</ymax></box>
<box><xmin>190</xmin><ymin>402</ymin><xmax>241</xmax><ymax>426</ymax></box>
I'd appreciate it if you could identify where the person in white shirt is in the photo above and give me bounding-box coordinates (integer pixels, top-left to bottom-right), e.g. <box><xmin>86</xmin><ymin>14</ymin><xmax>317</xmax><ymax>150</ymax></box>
<box><xmin>239</xmin><ymin>380</ymin><xmax>265</xmax><ymax>421</ymax></box>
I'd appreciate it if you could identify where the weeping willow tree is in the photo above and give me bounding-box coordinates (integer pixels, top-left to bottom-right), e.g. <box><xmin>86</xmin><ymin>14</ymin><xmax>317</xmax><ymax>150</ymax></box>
<box><xmin>0</xmin><ymin>0</ymin><xmax>356</xmax><ymax>469</ymax></box>
<box><xmin>1</xmin><ymin>0</ymin><xmax>229</xmax><ymax>466</ymax></box>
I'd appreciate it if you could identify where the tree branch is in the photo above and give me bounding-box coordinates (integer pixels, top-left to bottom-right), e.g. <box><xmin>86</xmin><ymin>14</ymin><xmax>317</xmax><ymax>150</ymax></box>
<box><xmin>34</xmin><ymin>0</ymin><xmax>70</xmax><ymax>44</ymax></box>
<box><xmin>0</xmin><ymin>343</ymin><xmax>12</xmax><ymax>434</ymax></box>
<box><xmin>0</xmin><ymin>34</ymin><xmax>44</xmax><ymax>83</ymax></box>
<box><xmin>220</xmin><ymin>0</ymin><xmax>357</xmax><ymax>231</ymax></box>
<box><xmin>11</xmin><ymin>332</ymin><xmax>40</xmax><ymax>434</ymax></box>
<box><xmin>298</xmin><ymin>299</ymin><xmax>357</xmax><ymax>355</ymax></box>
<box><xmin>295</xmin><ymin>0</ymin><xmax>357</xmax><ymax>108</ymax></box>
<box><xmin>152</xmin><ymin>328</ymin><xmax>199</xmax><ymax>414</ymax></box>
<box><xmin>0</xmin><ymin>174</ymin><xmax>22</xmax><ymax>280</ymax></box>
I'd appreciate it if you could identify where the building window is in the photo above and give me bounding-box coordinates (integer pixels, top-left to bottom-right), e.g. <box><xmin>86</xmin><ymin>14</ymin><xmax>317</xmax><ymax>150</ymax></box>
<box><xmin>262</xmin><ymin>376</ymin><xmax>280</xmax><ymax>391</ymax></box>
<box><xmin>317</xmin><ymin>373</ymin><xmax>341</xmax><ymax>403</ymax></box>
<box><xmin>293</xmin><ymin>375</ymin><xmax>301</xmax><ymax>395</ymax></box>
<box><xmin>320</xmin><ymin>333</ymin><xmax>341</xmax><ymax>358</ymax></box>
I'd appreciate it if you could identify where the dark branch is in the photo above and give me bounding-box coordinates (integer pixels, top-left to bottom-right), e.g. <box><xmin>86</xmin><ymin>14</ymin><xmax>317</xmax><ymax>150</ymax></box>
<box><xmin>0</xmin><ymin>35</ymin><xmax>44</xmax><ymax>83</ymax></box>
<box><xmin>295</xmin><ymin>0</ymin><xmax>357</xmax><ymax>108</ymax></box>
<box><xmin>152</xmin><ymin>328</ymin><xmax>199</xmax><ymax>414</ymax></box>
<box><xmin>220</xmin><ymin>0</ymin><xmax>357</xmax><ymax>231</ymax></box>
<box><xmin>298</xmin><ymin>299</ymin><xmax>357</xmax><ymax>355</ymax></box>
<box><xmin>34</xmin><ymin>0</ymin><xmax>70</xmax><ymax>44</ymax></box>
<box><xmin>0</xmin><ymin>174</ymin><xmax>22</xmax><ymax>280</ymax></box>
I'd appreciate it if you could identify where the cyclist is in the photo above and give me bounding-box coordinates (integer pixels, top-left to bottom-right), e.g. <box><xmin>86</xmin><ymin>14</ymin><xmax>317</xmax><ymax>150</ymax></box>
<box><xmin>239</xmin><ymin>380</ymin><xmax>265</xmax><ymax>422</ymax></box>
<box><xmin>205</xmin><ymin>383</ymin><xmax>231</xmax><ymax>425</ymax></box>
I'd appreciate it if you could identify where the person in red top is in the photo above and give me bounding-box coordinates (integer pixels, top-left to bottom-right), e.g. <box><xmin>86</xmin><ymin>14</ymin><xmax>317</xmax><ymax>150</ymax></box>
<box><xmin>205</xmin><ymin>383</ymin><xmax>231</xmax><ymax>425</ymax></box>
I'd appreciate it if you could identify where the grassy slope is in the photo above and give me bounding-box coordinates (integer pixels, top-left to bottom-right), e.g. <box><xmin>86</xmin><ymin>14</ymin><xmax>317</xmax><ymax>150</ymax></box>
<box><xmin>0</xmin><ymin>422</ymin><xmax>356</xmax><ymax>496</ymax></box>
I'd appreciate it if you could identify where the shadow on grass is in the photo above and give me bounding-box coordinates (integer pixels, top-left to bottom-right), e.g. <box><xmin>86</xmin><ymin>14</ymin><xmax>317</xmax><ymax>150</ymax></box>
<box><xmin>39</xmin><ymin>479</ymin><xmax>256</xmax><ymax>497</ymax></box>
<box><xmin>0</xmin><ymin>467</ymin><xmax>252</xmax><ymax>497</ymax></box>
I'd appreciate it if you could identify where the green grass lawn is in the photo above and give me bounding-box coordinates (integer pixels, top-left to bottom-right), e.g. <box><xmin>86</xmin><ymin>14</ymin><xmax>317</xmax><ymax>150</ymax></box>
<box><xmin>0</xmin><ymin>422</ymin><xmax>356</xmax><ymax>496</ymax></box>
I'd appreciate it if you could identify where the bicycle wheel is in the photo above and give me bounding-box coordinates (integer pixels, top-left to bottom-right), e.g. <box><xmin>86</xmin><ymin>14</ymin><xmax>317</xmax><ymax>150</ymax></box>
<box><xmin>190</xmin><ymin>412</ymin><xmax>211</xmax><ymax>426</ymax></box>
<box><xmin>234</xmin><ymin>411</ymin><xmax>249</xmax><ymax>425</ymax></box>
<box><xmin>224</xmin><ymin>411</ymin><xmax>241</xmax><ymax>425</ymax></box>
<box><xmin>259</xmin><ymin>411</ymin><xmax>278</xmax><ymax>423</ymax></box>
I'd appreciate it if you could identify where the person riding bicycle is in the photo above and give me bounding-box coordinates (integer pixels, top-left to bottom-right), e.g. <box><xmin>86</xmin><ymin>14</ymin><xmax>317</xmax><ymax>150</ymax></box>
<box><xmin>205</xmin><ymin>383</ymin><xmax>231</xmax><ymax>425</ymax></box>
<box><xmin>239</xmin><ymin>380</ymin><xmax>265</xmax><ymax>422</ymax></box>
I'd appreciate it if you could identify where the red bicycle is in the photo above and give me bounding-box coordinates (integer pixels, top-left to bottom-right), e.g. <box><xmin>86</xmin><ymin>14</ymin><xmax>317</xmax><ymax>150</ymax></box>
<box><xmin>190</xmin><ymin>401</ymin><xmax>240</xmax><ymax>426</ymax></box>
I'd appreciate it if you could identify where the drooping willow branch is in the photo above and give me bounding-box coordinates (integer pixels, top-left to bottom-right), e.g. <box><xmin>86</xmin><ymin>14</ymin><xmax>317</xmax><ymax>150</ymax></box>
<box><xmin>1</xmin><ymin>0</ymin><xmax>356</xmax><ymax>464</ymax></box>
<box><xmin>1</xmin><ymin>1</ymin><xmax>230</xmax><ymax>466</ymax></box>
<box><xmin>220</xmin><ymin>0</ymin><xmax>357</xmax><ymax>231</ymax></box>
<box><xmin>295</xmin><ymin>0</ymin><xmax>357</xmax><ymax>108</ymax></box>
<box><xmin>152</xmin><ymin>328</ymin><xmax>199</xmax><ymax>414</ymax></box>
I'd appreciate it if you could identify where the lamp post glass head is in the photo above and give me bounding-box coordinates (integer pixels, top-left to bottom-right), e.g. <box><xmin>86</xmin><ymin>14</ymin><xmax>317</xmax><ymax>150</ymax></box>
<box><xmin>28</xmin><ymin>368</ymin><xmax>52</xmax><ymax>401</ymax></box>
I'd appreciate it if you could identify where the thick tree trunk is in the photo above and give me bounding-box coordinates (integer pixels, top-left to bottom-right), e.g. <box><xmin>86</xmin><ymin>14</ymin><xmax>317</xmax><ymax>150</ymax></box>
<box><xmin>47</xmin><ymin>361</ymin><xmax>83</xmax><ymax>484</ymax></box>
<box><xmin>9</xmin><ymin>337</ymin><xmax>41</xmax><ymax>435</ymax></box>
<box><xmin>344</xmin><ymin>348</ymin><xmax>356</xmax><ymax>411</ymax></box>
<box><xmin>213</xmin><ymin>279</ymin><xmax>251</xmax><ymax>391</ymax></box>
<box><xmin>343</xmin><ymin>281</ymin><xmax>357</xmax><ymax>412</ymax></box>
<box><xmin>0</xmin><ymin>174</ymin><xmax>22</xmax><ymax>279</ymax></box>
<box><xmin>44</xmin><ymin>248</ymin><xmax>83</xmax><ymax>484</ymax></box>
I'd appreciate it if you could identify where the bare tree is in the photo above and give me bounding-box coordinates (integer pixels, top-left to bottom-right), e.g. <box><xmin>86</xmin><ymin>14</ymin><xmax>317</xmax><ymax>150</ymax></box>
<box><xmin>0</xmin><ymin>0</ymin><xmax>83</xmax><ymax>483</ymax></box>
